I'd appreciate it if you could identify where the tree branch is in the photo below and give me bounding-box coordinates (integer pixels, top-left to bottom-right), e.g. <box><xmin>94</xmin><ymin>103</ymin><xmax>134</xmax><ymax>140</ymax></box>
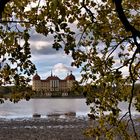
<box><xmin>106</xmin><ymin>36</ymin><xmax>132</xmax><ymax>60</ymax></box>
<box><xmin>81</xmin><ymin>0</ymin><xmax>95</xmax><ymax>23</ymax></box>
<box><xmin>113</xmin><ymin>0</ymin><xmax>140</xmax><ymax>38</ymax></box>
<box><xmin>113</xmin><ymin>0</ymin><xmax>140</xmax><ymax>53</ymax></box>
<box><xmin>0</xmin><ymin>0</ymin><xmax>11</xmax><ymax>20</ymax></box>
<box><xmin>114</xmin><ymin>1</ymin><xmax>140</xmax><ymax>139</ymax></box>
<box><xmin>128</xmin><ymin>48</ymin><xmax>138</xmax><ymax>140</ymax></box>
<box><xmin>0</xmin><ymin>20</ymin><xmax>31</xmax><ymax>24</ymax></box>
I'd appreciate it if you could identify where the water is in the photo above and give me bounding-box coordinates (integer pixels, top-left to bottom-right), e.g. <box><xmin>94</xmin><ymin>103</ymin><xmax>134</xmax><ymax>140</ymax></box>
<box><xmin>0</xmin><ymin>98</ymin><xmax>90</xmax><ymax>118</ymax></box>
<box><xmin>0</xmin><ymin>98</ymin><xmax>139</xmax><ymax>119</ymax></box>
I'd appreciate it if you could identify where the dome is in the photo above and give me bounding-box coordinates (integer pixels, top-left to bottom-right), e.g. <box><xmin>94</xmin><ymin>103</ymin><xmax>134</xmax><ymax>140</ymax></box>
<box><xmin>65</xmin><ymin>72</ymin><xmax>75</xmax><ymax>81</ymax></box>
<box><xmin>33</xmin><ymin>73</ymin><xmax>40</xmax><ymax>80</ymax></box>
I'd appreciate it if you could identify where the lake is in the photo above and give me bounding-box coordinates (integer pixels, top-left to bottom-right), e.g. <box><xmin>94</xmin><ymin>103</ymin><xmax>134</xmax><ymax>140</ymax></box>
<box><xmin>0</xmin><ymin>98</ymin><xmax>139</xmax><ymax>119</ymax></box>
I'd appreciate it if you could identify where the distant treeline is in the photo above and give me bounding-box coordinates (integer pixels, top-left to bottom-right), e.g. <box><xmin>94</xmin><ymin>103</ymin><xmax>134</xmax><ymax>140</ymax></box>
<box><xmin>0</xmin><ymin>86</ymin><xmax>34</xmax><ymax>102</ymax></box>
<box><xmin>0</xmin><ymin>83</ymin><xmax>140</xmax><ymax>98</ymax></box>
<box><xmin>0</xmin><ymin>86</ymin><xmax>12</xmax><ymax>94</ymax></box>
<box><xmin>81</xmin><ymin>83</ymin><xmax>140</xmax><ymax>97</ymax></box>
<box><xmin>0</xmin><ymin>86</ymin><xmax>32</xmax><ymax>94</ymax></box>
<box><xmin>134</xmin><ymin>83</ymin><xmax>140</xmax><ymax>95</ymax></box>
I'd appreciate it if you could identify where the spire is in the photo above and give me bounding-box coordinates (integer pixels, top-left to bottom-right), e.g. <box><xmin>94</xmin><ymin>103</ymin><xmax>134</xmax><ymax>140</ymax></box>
<box><xmin>51</xmin><ymin>70</ymin><xmax>53</xmax><ymax>76</ymax></box>
<box><xmin>67</xmin><ymin>72</ymin><xmax>69</xmax><ymax>76</ymax></box>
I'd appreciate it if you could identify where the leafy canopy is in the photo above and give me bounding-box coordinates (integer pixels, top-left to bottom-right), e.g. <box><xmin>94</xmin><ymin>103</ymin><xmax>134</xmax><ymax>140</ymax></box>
<box><xmin>0</xmin><ymin>0</ymin><xmax>140</xmax><ymax>139</ymax></box>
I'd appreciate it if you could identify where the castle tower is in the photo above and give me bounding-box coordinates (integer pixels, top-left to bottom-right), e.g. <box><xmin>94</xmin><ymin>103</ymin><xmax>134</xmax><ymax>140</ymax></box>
<box><xmin>32</xmin><ymin>72</ymin><xmax>41</xmax><ymax>91</ymax></box>
<box><xmin>65</xmin><ymin>71</ymin><xmax>75</xmax><ymax>90</ymax></box>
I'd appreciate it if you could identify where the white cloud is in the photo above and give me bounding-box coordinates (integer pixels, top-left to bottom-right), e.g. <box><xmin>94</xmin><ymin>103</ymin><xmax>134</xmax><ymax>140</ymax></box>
<box><xmin>31</xmin><ymin>41</ymin><xmax>51</xmax><ymax>50</ymax></box>
<box><xmin>52</xmin><ymin>63</ymin><xmax>81</xmax><ymax>80</ymax></box>
<box><xmin>52</xmin><ymin>63</ymin><xmax>75</xmax><ymax>77</ymax></box>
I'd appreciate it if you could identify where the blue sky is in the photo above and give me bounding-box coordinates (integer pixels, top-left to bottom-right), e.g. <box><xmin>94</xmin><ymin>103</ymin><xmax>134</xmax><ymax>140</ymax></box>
<box><xmin>29</xmin><ymin>30</ymin><xmax>82</xmax><ymax>81</ymax></box>
<box><xmin>28</xmin><ymin>29</ymin><xmax>131</xmax><ymax>83</ymax></box>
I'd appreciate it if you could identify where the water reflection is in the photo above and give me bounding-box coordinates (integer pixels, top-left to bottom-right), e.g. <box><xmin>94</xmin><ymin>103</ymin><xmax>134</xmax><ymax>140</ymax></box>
<box><xmin>0</xmin><ymin>99</ymin><xmax>139</xmax><ymax>119</ymax></box>
<box><xmin>0</xmin><ymin>99</ymin><xmax>90</xmax><ymax>118</ymax></box>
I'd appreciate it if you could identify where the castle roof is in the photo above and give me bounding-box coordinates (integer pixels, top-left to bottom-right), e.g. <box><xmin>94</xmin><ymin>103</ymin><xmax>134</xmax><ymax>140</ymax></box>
<box><xmin>33</xmin><ymin>71</ymin><xmax>76</xmax><ymax>81</ymax></box>
<box><xmin>46</xmin><ymin>75</ymin><xmax>60</xmax><ymax>81</ymax></box>
<box><xmin>65</xmin><ymin>72</ymin><xmax>75</xmax><ymax>81</ymax></box>
<box><xmin>33</xmin><ymin>73</ymin><xmax>40</xmax><ymax>80</ymax></box>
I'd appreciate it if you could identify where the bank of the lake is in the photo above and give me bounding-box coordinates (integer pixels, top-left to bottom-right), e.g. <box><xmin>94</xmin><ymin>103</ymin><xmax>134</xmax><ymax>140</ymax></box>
<box><xmin>0</xmin><ymin>98</ymin><xmax>140</xmax><ymax>139</ymax></box>
<box><xmin>0</xmin><ymin>117</ymin><xmax>94</xmax><ymax>140</ymax></box>
<box><xmin>32</xmin><ymin>95</ymin><xmax>85</xmax><ymax>99</ymax></box>
<box><xmin>1</xmin><ymin>116</ymin><xmax>140</xmax><ymax>140</ymax></box>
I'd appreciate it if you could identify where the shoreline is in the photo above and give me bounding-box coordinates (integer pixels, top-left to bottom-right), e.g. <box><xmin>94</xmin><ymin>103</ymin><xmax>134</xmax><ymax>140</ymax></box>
<box><xmin>0</xmin><ymin>117</ymin><xmax>93</xmax><ymax>140</ymax></box>
<box><xmin>0</xmin><ymin>116</ymin><xmax>140</xmax><ymax>140</ymax></box>
<box><xmin>31</xmin><ymin>96</ymin><xmax>85</xmax><ymax>99</ymax></box>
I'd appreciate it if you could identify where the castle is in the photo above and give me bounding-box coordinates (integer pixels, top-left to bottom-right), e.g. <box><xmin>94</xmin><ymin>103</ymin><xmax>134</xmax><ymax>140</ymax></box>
<box><xmin>32</xmin><ymin>71</ymin><xmax>76</xmax><ymax>96</ymax></box>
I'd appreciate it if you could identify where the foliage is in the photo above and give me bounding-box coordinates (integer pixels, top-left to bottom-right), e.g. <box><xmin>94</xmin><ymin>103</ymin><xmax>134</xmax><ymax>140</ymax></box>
<box><xmin>68</xmin><ymin>81</ymin><xmax>84</xmax><ymax>97</ymax></box>
<box><xmin>0</xmin><ymin>0</ymin><xmax>140</xmax><ymax>139</ymax></box>
<box><xmin>0</xmin><ymin>85</ymin><xmax>34</xmax><ymax>103</ymax></box>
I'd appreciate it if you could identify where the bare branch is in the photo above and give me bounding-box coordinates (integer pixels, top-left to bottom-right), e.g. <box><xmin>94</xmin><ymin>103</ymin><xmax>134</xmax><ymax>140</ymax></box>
<box><xmin>114</xmin><ymin>0</ymin><xmax>140</xmax><ymax>53</ymax></box>
<box><xmin>112</xmin><ymin>58</ymin><xmax>132</xmax><ymax>71</ymax></box>
<box><xmin>106</xmin><ymin>36</ymin><xmax>132</xmax><ymax>60</ymax></box>
<box><xmin>0</xmin><ymin>0</ymin><xmax>11</xmax><ymax>20</ymax></box>
<box><xmin>113</xmin><ymin>0</ymin><xmax>140</xmax><ymax>37</ymax></box>
<box><xmin>81</xmin><ymin>0</ymin><xmax>95</xmax><ymax>23</ymax></box>
<box><xmin>113</xmin><ymin>1</ymin><xmax>140</xmax><ymax>138</ymax></box>
<box><xmin>0</xmin><ymin>20</ymin><xmax>31</xmax><ymax>24</ymax></box>
<box><xmin>128</xmin><ymin>48</ymin><xmax>138</xmax><ymax>140</ymax></box>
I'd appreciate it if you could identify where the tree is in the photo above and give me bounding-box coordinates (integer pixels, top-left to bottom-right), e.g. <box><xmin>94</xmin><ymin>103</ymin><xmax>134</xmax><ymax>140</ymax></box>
<box><xmin>0</xmin><ymin>0</ymin><xmax>140</xmax><ymax>139</ymax></box>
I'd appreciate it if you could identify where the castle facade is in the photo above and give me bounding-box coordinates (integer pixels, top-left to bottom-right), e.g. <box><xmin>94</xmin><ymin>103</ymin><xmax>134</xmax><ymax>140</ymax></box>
<box><xmin>32</xmin><ymin>71</ymin><xmax>76</xmax><ymax>96</ymax></box>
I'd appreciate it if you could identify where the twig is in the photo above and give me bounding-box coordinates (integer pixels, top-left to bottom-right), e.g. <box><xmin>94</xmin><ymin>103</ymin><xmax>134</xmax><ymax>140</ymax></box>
<box><xmin>81</xmin><ymin>0</ymin><xmax>95</xmax><ymax>23</ymax></box>
<box><xmin>0</xmin><ymin>20</ymin><xmax>31</xmax><ymax>24</ymax></box>
<box><xmin>128</xmin><ymin>48</ymin><xmax>138</xmax><ymax>140</ymax></box>
<box><xmin>106</xmin><ymin>36</ymin><xmax>132</xmax><ymax>60</ymax></box>
<box><xmin>111</xmin><ymin>58</ymin><xmax>132</xmax><ymax>71</ymax></box>
<box><xmin>36</xmin><ymin>0</ymin><xmax>41</xmax><ymax>20</ymax></box>
<box><xmin>118</xmin><ymin>112</ymin><xmax>129</xmax><ymax>123</ymax></box>
<box><xmin>76</xmin><ymin>25</ymin><xmax>89</xmax><ymax>48</ymax></box>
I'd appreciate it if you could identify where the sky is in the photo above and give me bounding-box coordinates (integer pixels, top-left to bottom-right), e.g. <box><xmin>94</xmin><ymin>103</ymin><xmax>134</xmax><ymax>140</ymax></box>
<box><xmin>24</xmin><ymin>0</ymin><xmax>82</xmax><ymax>81</ymax></box>
<box><xmin>20</xmin><ymin>0</ymin><xmax>133</xmax><ymax>83</ymax></box>
<box><xmin>28</xmin><ymin>29</ymin><xmax>131</xmax><ymax>83</ymax></box>
<box><xmin>29</xmin><ymin>30</ymin><xmax>82</xmax><ymax>81</ymax></box>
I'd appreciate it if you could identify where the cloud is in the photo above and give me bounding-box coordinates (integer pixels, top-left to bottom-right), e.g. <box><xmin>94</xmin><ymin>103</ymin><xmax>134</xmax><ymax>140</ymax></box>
<box><xmin>30</xmin><ymin>53</ymin><xmax>76</xmax><ymax>78</ymax></box>
<box><xmin>30</xmin><ymin>34</ymin><xmax>62</xmax><ymax>55</ymax></box>
<box><xmin>31</xmin><ymin>50</ymin><xmax>73</xmax><ymax>66</ymax></box>
<box><xmin>51</xmin><ymin>63</ymin><xmax>77</xmax><ymax>79</ymax></box>
<box><xmin>28</xmin><ymin>29</ymin><xmax>81</xmax><ymax>81</ymax></box>
<box><xmin>30</xmin><ymin>31</ymin><xmax>63</xmax><ymax>55</ymax></box>
<box><xmin>53</xmin><ymin>63</ymin><xmax>71</xmax><ymax>73</ymax></box>
<box><xmin>31</xmin><ymin>44</ymin><xmax>61</xmax><ymax>55</ymax></box>
<box><xmin>30</xmin><ymin>30</ymin><xmax>54</xmax><ymax>42</ymax></box>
